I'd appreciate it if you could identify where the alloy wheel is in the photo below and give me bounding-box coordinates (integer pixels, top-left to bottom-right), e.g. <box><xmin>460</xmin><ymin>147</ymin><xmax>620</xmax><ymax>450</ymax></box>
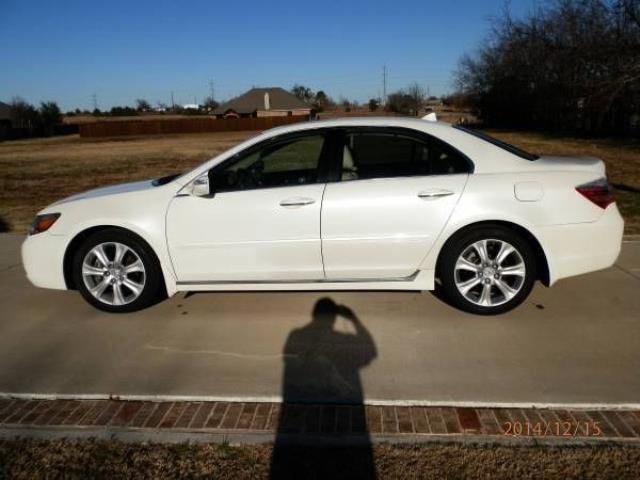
<box><xmin>454</xmin><ymin>239</ymin><xmax>526</xmax><ymax>307</ymax></box>
<box><xmin>81</xmin><ymin>242</ymin><xmax>146</xmax><ymax>306</ymax></box>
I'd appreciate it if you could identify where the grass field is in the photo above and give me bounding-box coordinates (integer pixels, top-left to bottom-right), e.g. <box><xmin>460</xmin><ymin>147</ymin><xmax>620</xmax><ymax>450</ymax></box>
<box><xmin>0</xmin><ymin>129</ymin><xmax>638</xmax><ymax>234</ymax></box>
<box><xmin>1</xmin><ymin>439</ymin><xmax>639</xmax><ymax>479</ymax></box>
<box><xmin>0</xmin><ymin>131</ymin><xmax>255</xmax><ymax>233</ymax></box>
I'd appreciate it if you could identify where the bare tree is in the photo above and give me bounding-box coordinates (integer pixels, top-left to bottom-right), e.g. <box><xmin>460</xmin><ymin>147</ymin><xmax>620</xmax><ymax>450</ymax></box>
<box><xmin>291</xmin><ymin>84</ymin><xmax>315</xmax><ymax>103</ymax></box>
<box><xmin>386</xmin><ymin>83</ymin><xmax>426</xmax><ymax>115</ymax></box>
<box><xmin>9</xmin><ymin>97</ymin><xmax>39</xmax><ymax>128</ymax></box>
<box><xmin>339</xmin><ymin>96</ymin><xmax>354</xmax><ymax>112</ymax></box>
<box><xmin>406</xmin><ymin>83</ymin><xmax>425</xmax><ymax>115</ymax></box>
<box><xmin>202</xmin><ymin>96</ymin><xmax>219</xmax><ymax>110</ymax></box>
<box><xmin>39</xmin><ymin>101</ymin><xmax>62</xmax><ymax>135</ymax></box>
<box><xmin>313</xmin><ymin>90</ymin><xmax>334</xmax><ymax>111</ymax></box>
<box><xmin>455</xmin><ymin>0</ymin><xmax>640</xmax><ymax>135</ymax></box>
<box><xmin>135</xmin><ymin>99</ymin><xmax>152</xmax><ymax>112</ymax></box>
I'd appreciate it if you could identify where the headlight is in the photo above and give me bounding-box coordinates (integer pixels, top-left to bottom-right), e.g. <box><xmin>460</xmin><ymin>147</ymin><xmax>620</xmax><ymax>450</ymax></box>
<box><xmin>29</xmin><ymin>213</ymin><xmax>61</xmax><ymax>235</ymax></box>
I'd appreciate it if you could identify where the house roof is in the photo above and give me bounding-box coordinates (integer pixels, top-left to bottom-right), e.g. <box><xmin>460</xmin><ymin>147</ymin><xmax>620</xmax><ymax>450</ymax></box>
<box><xmin>0</xmin><ymin>101</ymin><xmax>11</xmax><ymax>121</ymax></box>
<box><xmin>214</xmin><ymin>87</ymin><xmax>310</xmax><ymax>115</ymax></box>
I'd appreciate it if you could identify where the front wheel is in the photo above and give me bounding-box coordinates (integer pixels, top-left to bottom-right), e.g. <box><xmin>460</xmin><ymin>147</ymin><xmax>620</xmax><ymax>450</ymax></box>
<box><xmin>437</xmin><ymin>226</ymin><xmax>537</xmax><ymax>315</ymax></box>
<box><xmin>72</xmin><ymin>229</ymin><xmax>165</xmax><ymax>313</ymax></box>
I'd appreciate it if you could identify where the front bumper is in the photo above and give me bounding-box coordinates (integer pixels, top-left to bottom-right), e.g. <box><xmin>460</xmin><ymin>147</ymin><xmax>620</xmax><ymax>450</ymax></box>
<box><xmin>537</xmin><ymin>204</ymin><xmax>624</xmax><ymax>285</ymax></box>
<box><xmin>21</xmin><ymin>232</ymin><xmax>68</xmax><ymax>290</ymax></box>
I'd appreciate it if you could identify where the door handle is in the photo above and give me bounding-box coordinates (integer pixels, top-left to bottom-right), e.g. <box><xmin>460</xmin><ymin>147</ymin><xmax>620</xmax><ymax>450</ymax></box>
<box><xmin>417</xmin><ymin>190</ymin><xmax>454</xmax><ymax>199</ymax></box>
<box><xmin>279</xmin><ymin>197</ymin><xmax>316</xmax><ymax>207</ymax></box>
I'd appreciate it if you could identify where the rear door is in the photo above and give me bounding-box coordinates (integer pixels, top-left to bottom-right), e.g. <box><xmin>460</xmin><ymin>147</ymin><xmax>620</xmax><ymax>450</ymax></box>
<box><xmin>321</xmin><ymin>127</ymin><xmax>471</xmax><ymax>280</ymax></box>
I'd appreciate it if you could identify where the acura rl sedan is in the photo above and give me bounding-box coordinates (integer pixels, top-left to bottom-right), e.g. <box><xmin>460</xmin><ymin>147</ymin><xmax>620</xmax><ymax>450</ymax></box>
<box><xmin>22</xmin><ymin>117</ymin><xmax>624</xmax><ymax>315</ymax></box>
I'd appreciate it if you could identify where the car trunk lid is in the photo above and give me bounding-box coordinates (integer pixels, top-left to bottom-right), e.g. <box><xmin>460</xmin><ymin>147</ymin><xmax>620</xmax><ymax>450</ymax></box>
<box><xmin>535</xmin><ymin>155</ymin><xmax>606</xmax><ymax>176</ymax></box>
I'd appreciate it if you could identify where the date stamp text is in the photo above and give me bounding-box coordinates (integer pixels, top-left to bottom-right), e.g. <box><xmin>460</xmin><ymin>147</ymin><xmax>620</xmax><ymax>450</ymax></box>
<box><xmin>502</xmin><ymin>421</ymin><xmax>602</xmax><ymax>437</ymax></box>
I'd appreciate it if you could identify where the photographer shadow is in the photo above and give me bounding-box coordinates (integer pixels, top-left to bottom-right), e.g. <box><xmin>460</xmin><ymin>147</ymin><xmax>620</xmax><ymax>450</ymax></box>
<box><xmin>269</xmin><ymin>297</ymin><xmax>378</xmax><ymax>479</ymax></box>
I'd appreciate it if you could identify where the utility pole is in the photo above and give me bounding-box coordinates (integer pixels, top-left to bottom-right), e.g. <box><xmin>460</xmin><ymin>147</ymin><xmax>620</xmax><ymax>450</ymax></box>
<box><xmin>170</xmin><ymin>91</ymin><xmax>175</xmax><ymax>109</ymax></box>
<box><xmin>209</xmin><ymin>79</ymin><xmax>215</xmax><ymax>101</ymax></box>
<box><xmin>382</xmin><ymin>65</ymin><xmax>387</xmax><ymax>105</ymax></box>
<box><xmin>91</xmin><ymin>93</ymin><xmax>98</xmax><ymax>111</ymax></box>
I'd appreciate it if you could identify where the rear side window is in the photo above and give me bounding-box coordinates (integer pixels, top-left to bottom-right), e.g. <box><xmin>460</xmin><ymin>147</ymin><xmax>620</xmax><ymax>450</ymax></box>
<box><xmin>340</xmin><ymin>130</ymin><xmax>471</xmax><ymax>181</ymax></box>
<box><xmin>453</xmin><ymin>125</ymin><xmax>539</xmax><ymax>161</ymax></box>
<box><xmin>430</xmin><ymin>138</ymin><xmax>473</xmax><ymax>175</ymax></box>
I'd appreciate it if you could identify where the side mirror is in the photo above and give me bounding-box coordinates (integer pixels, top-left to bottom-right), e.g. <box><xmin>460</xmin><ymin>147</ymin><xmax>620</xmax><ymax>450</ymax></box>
<box><xmin>191</xmin><ymin>173</ymin><xmax>213</xmax><ymax>197</ymax></box>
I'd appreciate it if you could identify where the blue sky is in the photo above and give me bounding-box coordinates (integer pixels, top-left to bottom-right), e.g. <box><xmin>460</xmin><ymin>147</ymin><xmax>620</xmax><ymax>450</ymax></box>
<box><xmin>0</xmin><ymin>0</ymin><xmax>535</xmax><ymax>111</ymax></box>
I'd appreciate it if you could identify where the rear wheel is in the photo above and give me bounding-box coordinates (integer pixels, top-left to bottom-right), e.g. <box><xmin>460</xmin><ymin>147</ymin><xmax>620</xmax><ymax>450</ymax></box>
<box><xmin>438</xmin><ymin>226</ymin><xmax>536</xmax><ymax>315</ymax></box>
<box><xmin>72</xmin><ymin>229</ymin><xmax>165</xmax><ymax>313</ymax></box>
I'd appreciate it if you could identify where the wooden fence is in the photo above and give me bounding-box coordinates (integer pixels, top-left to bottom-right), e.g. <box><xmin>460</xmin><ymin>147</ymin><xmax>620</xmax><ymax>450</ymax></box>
<box><xmin>79</xmin><ymin>115</ymin><xmax>309</xmax><ymax>138</ymax></box>
<box><xmin>0</xmin><ymin>123</ymin><xmax>79</xmax><ymax>141</ymax></box>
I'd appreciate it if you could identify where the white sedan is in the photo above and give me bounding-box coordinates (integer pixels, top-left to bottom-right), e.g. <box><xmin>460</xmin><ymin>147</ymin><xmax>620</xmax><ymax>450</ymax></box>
<box><xmin>22</xmin><ymin>118</ymin><xmax>624</xmax><ymax>315</ymax></box>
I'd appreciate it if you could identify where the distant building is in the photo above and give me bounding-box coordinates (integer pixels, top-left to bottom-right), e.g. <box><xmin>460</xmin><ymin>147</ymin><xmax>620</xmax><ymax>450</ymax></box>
<box><xmin>183</xmin><ymin>103</ymin><xmax>200</xmax><ymax>110</ymax></box>
<box><xmin>213</xmin><ymin>87</ymin><xmax>312</xmax><ymax>119</ymax></box>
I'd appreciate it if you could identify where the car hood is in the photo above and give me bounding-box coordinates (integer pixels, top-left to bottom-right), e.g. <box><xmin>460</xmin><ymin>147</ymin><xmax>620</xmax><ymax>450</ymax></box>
<box><xmin>51</xmin><ymin>179</ymin><xmax>156</xmax><ymax>206</ymax></box>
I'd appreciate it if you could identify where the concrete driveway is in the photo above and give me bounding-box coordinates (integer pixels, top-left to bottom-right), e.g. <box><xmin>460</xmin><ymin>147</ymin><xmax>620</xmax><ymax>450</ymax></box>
<box><xmin>0</xmin><ymin>233</ymin><xmax>638</xmax><ymax>405</ymax></box>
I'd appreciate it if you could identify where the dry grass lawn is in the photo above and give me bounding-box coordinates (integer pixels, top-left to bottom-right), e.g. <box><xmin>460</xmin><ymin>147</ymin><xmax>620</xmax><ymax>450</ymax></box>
<box><xmin>0</xmin><ymin>129</ymin><xmax>638</xmax><ymax>234</ymax></box>
<box><xmin>1</xmin><ymin>439</ymin><xmax>639</xmax><ymax>479</ymax></box>
<box><xmin>0</xmin><ymin>132</ymin><xmax>255</xmax><ymax>233</ymax></box>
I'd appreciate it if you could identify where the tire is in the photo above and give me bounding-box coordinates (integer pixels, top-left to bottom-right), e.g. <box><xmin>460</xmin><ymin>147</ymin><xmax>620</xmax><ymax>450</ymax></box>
<box><xmin>437</xmin><ymin>225</ymin><xmax>537</xmax><ymax>315</ymax></box>
<box><xmin>72</xmin><ymin>228</ymin><xmax>165</xmax><ymax>313</ymax></box>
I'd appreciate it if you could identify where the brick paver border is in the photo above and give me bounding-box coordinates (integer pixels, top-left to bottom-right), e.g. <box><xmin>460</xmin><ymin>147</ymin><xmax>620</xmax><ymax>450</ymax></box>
<box><xmin>1</xmin><ymin>399</ymin><xmax>639</xmax><ymax>442</ymax></box>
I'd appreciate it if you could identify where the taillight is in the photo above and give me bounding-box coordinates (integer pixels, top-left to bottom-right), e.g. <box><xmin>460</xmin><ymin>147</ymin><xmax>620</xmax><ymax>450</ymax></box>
<box><xmin>575</xmin><ymin>178</ymin><xmax>614</xmax><ymax>209</ymax></box>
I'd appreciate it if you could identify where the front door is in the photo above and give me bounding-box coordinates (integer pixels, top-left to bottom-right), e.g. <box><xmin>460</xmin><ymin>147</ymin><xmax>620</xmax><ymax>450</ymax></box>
<box><xmin>166</xmin><ymin>132</ymin><xmax>329</xmax><ymax>282</ymax></box>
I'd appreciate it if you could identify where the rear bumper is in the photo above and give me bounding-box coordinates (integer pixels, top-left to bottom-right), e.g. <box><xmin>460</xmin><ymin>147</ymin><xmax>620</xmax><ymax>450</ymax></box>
<box><xmin>21</xmin><ymin>233</ymin><xmax>68</xmax><ymax>290</ymax></box>
<box><xmin>538</xmin><ymin>204</ymin><xmax>624</xmax><ymax>285</ymax></box>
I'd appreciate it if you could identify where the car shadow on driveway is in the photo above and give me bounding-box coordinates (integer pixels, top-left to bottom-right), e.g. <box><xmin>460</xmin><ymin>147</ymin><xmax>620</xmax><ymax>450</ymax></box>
<box><xmin>269</xmin><ymin>297</ymin><xmax>378</xmax><ymax>479</ymax></box>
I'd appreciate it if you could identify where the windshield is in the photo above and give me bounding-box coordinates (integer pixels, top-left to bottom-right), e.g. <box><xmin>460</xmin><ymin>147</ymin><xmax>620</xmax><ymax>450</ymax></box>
<box><xmin>453</xmin><ymin>126</ymin><xmax>540</xmax><ymax>161</ymax></box>
<box><xmin>152</xmin><ymin>173</ymin><xmax>182</xmax><ymax>186</ymax></box>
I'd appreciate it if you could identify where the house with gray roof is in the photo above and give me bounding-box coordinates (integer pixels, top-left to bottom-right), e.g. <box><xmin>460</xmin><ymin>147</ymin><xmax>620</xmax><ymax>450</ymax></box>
<box><xmin>213</xmin><ymin>87</ymin><xmax>313</xmax><ymax>119</ymax></box>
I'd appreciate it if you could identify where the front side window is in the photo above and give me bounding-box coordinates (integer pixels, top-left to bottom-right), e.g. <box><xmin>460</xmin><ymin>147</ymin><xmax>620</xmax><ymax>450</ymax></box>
<box><xmin>214</xmin><ymin>134</ymin><xmax>325</xmax><ymax>192</ymax></box>
<box><xmin>340</xmin><ymin>130</ymin><xmax>470</xmax><ymax>181</ymax></box>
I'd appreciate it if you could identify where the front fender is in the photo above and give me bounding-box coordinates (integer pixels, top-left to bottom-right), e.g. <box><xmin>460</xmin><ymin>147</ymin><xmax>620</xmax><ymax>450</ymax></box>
<box><xmin>60</xmin><ymin>219</ymin><xmax>178</xmax><ymax>297</ymax></box>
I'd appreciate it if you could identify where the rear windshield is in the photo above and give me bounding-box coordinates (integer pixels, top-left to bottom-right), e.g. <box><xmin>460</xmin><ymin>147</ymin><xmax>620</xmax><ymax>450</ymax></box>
<box><xmin>453</xmin><ymin>126</ymin><xmax>540</xmax><ymax>161</ymax></box>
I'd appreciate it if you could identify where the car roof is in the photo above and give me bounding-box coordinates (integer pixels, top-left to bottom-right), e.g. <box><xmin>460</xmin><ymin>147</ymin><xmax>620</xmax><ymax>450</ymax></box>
<box><xmin>264</xmin><ymin>116</ymin><xmax>453</xmax><ymax>137</ymax></box>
